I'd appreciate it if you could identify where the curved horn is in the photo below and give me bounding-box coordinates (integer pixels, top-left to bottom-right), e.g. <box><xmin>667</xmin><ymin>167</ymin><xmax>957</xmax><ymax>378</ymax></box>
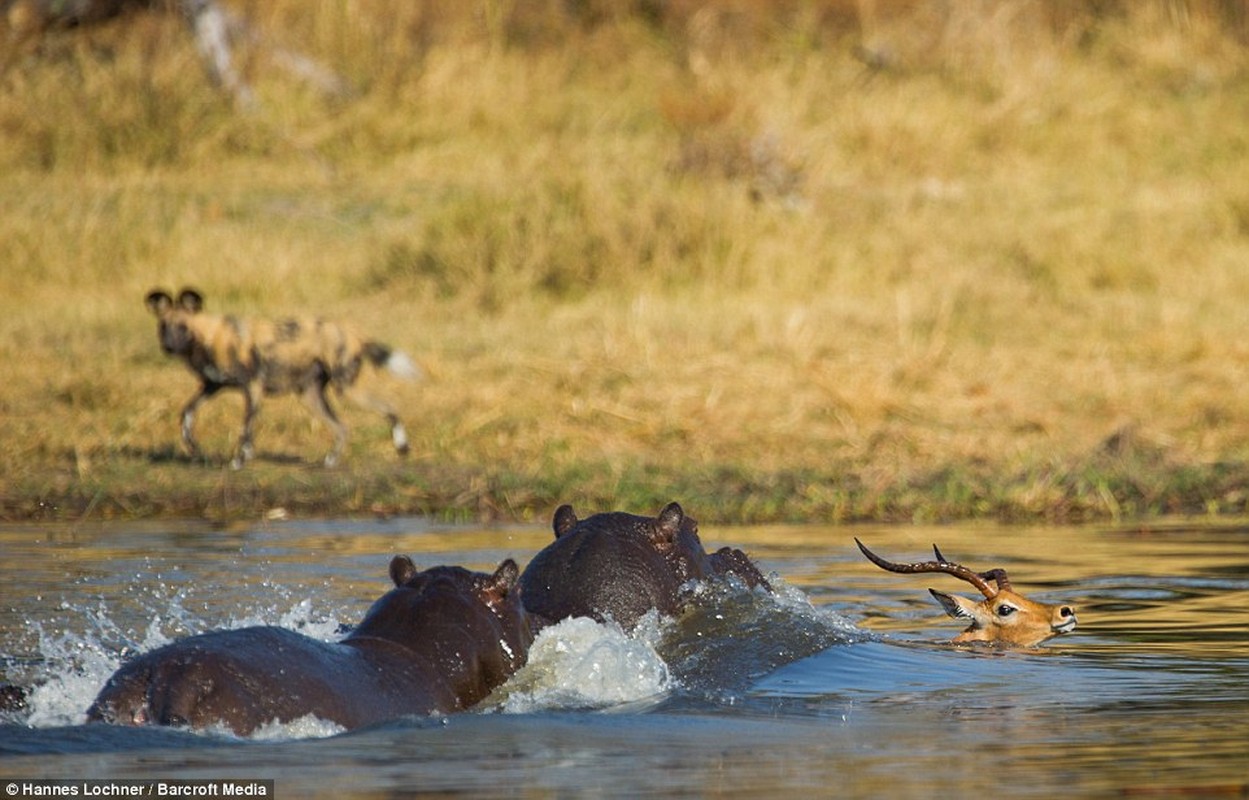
<box><xmin>855</xmin><ymin>539</ymin><xmax>997</xmax><ymax>599</ymax></box>
<box><xmin>977</xmin><ymin>568</ymin><xmax>1013</xmax><ymax>592</ymax></box>
<box><xmin>933</xmin><ymin>543</ymin><xmax>1013</xmax><ymax>592</ymax></box>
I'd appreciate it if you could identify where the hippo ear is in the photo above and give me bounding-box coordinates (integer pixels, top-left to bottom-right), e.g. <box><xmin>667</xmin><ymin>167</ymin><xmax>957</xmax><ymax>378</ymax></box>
<box><xmin>652</xmin><ymin>502</ymin><xmax>685</xmax><ymax>544</ymax></box>
<box><xmin>177</xmin><ymin>288</ymin><xmax>204</xmax><ymax>313</ymax></box>
<box><xmin>552</xmin><ymin>505</ymin><xmax>578</xmax><ymax>538</ymax></box>
<box><xmin>482</xmin><ymin>559</ymin><xmax>520</xmax><ymax>608</ymax></box>
<box><xmin>145</xmin><ymin>290</ymin><xmax>173</xmax><ymax>316</ymax></box>
<box><xmin>389</xmin><ymin>555</ymin><xmax>418</xmax><ymax>587</ymax></box>
<box><xmin>492</xmin><ymin>558</ymin><xmax>520</xmax><ymax>589</ymax></box>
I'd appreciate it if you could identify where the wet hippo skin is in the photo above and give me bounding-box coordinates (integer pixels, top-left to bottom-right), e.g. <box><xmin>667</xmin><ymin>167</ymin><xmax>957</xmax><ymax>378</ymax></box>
<box><xmin>86</xmin><ymin>558</ymin><xmax>532</xmax><ymax>735</ymax></box>
<box><xmin>520</xmin><ymin>502</ymin><xmax>770</xmax><ymax>631</ymax></box>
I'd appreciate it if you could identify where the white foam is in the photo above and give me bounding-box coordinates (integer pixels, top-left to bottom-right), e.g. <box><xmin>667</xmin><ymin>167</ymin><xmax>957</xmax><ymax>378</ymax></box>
<box><xmin>766</xmin><ymin>578</ymin><xmax>864</xmax><ymax>634</ymax></box>
<box><xmin>688</xmin><ymin>572</ymin><xmax>863</xmax><ymax>636</ymax></box>
<box><xmin>492</xmin><ymin>616</ymin><xmax>673</xmax><ymax>713</ymax></box>
<box><xmin>248</xmin><ymin>713</ymin><xmax>346</xmax><ymax>741</ymax></box>
<box><xmin>227</xmin><ymin>597</ymin><xmax>345</xmax><ymax>642</ymax></box>
<box><xmin>20</xmin><ymin>599</ymin><xmax>176</xmax><ymax>729</ymax></box>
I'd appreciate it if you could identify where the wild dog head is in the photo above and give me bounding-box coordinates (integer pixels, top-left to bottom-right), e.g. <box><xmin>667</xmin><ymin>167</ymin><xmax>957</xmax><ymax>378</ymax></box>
<box><xmin>145</xmin><ymin>288</ymin><xmax>206</xmax><ymax>360</ymax></box>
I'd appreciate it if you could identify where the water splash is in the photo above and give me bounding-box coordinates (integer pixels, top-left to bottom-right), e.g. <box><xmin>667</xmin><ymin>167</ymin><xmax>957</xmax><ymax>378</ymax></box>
<box><xmin>226</xmin><ymin>597</ymin><xmax>346</xmax><ymax>642</ymax></box>
<box><xmin>10</xmin><ymin>592</ymin><xmax>351</xmax><ymax>737</ymax></box>
<box><xmin>248</xmin><ymin>714</ymin><xmax>347</xmax><ymax>741</ymax></box>
<box><xmin>490</xmin><ymin>616</ymin><xmax>674</xmax><ymax>713</ymax></box>
<box><xmin>661</xmin><ymin>575</ymin><xmax>867</xmax><ymax>696</ymax></box>
<box><xmin>20</xmin><ymin>598</ymin><xmax>182</xmax><ymax>729</ymax></box>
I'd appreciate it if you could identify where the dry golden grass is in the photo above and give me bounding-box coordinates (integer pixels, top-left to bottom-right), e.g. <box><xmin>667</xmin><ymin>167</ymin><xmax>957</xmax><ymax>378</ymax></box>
<box><xmin>2</xmin><ymin>2</ymin><xmax>1249</xmax><ymax>523</ymax></box>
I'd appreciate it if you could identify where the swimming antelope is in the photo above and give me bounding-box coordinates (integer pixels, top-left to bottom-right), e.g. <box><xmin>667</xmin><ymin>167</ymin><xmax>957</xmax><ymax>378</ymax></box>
<box><xmin>146</xmin><ymin>287</ymin><xmax>419</xmax><ymax>469</ymax></box>
<box><xmin>855</xmin><ymin>539</ymin><xmax>1077</xmax><ymax>647</ymax></box>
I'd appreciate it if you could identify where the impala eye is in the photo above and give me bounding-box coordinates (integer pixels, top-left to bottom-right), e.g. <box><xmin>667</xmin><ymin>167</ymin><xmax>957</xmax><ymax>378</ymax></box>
<box><xmin>997</xmin><ymin>604</ymin><xmax>1017</xmax><ymax>617</ymax></box>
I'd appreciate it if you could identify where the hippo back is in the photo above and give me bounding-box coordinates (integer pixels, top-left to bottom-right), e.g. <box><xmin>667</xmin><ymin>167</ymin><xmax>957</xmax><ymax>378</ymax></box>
<box><xmin>86</xmin><ymin>626</ymin><xmax>408</xmax><ymax>732</ymax></box>
<box><xmin>87</xmin><ymin>558</ymin><xmax>532</xmax><ymax>735</ymax></box>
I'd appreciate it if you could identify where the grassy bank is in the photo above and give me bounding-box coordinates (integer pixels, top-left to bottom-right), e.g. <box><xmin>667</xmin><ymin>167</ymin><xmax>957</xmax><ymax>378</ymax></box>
<box><xmin>3</xmin><ymin>2</ymin><xmax>1249</xmax><ymax>524</ymax></box>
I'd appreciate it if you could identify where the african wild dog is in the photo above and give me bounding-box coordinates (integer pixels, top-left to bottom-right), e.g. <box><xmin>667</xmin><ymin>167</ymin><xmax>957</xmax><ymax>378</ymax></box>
<box><xmin>145</xmin><ymin>287</ymin><xmax>419</xmax><ymax>469</ymax></box>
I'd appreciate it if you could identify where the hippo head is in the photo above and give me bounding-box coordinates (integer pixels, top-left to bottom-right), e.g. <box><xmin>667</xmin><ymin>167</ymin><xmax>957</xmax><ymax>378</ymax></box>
<box><xmin>522</xmin><ymin>501</ymin><xmax>743</xmax><ymax>631</ymax></box>
<box><xmin>707</xmin><ymin>545</ymin><xmax>772</xmax><ymax>591</ymax></box>
<box><xmin>553</xmin><ymin>501</ymin><xmax>713</xmax><ymax>585</ymax></box>
<box><xmin>356</xmin><ymin>557</ymin><xmax>533</xmax><ymax>705</ymax></box>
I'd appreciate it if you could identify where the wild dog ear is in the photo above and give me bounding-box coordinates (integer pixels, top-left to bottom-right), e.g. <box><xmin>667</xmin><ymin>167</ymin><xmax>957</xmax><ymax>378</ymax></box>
<box><xmin>930</xmin><ymin>589</ymin><xmax>977</xmax><ymax>621</ymax></box>
<box><xmin>389</xmin><ymin>555</ymin><xmax>418</xmax><ymax>587</ymax></box>
<box><xmin>176</xmin><ymin>288</ymin><xmax>204</xmax><ymax>313</ymax></box>
<box><xmin>145</xmin><ymin>290</ymin><xmax>173</xmax><ymax>316</ymax></box>
<box><xmin>553</xmin><ymin>505</ymin><xmax>578</xmax><ymax>538</ymax></box>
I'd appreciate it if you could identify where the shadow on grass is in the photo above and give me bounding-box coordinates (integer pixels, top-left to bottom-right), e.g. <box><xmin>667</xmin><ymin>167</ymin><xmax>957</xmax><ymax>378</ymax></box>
<box><xmin>124</xmin><ymin>444</ymin><xmax>310</xmax><ymax>468</ymax></box>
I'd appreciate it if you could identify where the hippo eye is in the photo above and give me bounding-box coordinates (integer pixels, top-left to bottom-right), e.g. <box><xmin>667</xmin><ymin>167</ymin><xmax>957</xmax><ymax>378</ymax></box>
<box><xmin>996</xmin><ymin>603</ymin><xmax>1017</xmax><ymax>617</ymax></box>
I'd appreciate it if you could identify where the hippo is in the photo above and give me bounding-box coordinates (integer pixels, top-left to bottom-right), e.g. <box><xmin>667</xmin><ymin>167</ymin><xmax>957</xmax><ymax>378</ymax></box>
<box><xmin>520</xmin><ymin>502</ymin><xmax>770</xmax><ymax>631</ymax></box>
<box><xmin>86</xmin><ymin>558</ymin><xmax>532</xmax><ymax>736</ymax></box>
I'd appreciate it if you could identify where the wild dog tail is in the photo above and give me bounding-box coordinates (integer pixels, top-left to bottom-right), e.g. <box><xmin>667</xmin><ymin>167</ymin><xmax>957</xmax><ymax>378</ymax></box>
<box><xmin>363</xmin><ymin>342</ymin><xmax>423</xmax><ymax>381</ymax></box>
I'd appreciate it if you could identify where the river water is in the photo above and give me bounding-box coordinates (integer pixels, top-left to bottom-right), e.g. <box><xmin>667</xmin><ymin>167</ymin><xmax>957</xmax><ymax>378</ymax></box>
<box><xmin>0</xmin><ymin>516</ymin><xmax>1245</xmax><ymax>797</ymax></box>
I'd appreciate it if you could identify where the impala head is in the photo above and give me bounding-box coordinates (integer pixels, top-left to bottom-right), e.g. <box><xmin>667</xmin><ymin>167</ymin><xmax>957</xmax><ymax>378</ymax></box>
<box><xmin>855</xmin><ymin>539</ymin><xmax>1077</xmax><ymax>647</ymax></box>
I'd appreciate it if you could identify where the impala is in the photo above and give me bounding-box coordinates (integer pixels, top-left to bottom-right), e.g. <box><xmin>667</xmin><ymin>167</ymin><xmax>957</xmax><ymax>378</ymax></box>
<box><xmin>855</xmin><ymin>539</ymin><xmax>1077</xmax><ymax>647</ymax></box>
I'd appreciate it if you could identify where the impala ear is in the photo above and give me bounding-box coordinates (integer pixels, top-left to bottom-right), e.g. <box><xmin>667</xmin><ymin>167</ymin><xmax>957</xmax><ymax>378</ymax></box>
<box><xmin>929</xmin><ymin>589</ymin><xmax>977</xmax><ymax>620</ymax></box>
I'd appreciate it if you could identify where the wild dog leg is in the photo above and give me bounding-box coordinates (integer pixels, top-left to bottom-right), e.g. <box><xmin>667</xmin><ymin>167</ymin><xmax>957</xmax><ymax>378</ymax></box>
<box><xmin>303</xmin><ymin>382</ymin><xmax>348</xmax><ymax>467</ymax></box>
<box><xmin>232</xmin><ymin>383</ymin><xmax>262</xmax><ymax>470</ymax></box>
<box><xmin>342</xmin><ymin>387</ymin><xmax>410</xmax><ymax>456</ymax></box>
<box><xmin>179</xmin><ymin>383</ymin><xmax>221</xmax><ymax>459</ymax></box>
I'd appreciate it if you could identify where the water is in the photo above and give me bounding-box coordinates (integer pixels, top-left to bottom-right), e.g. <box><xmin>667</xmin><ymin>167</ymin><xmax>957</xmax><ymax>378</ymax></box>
<box><xmin>1</xmin><ymin>517</ymin><xmax>1246</xmax><ymax>797</ymax></box>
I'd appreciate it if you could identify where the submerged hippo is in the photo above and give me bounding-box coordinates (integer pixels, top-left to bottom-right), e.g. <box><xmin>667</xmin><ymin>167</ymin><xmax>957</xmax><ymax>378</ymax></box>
<box><xmin>520</xmin><ymin>502</ymin><xmax>770</xmax><ymax>631</ymax></box>
<box><xmin>87</xmin><ymin>558</ymin><xmax>532</xmax><ymax>736</ymax></box>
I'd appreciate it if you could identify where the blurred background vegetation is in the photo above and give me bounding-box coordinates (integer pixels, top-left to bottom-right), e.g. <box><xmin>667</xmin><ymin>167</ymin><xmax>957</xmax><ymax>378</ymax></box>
<box><xmin>2</xmin><ymin>1</ymin><xmax>1249</xmax><ymax>523</ymax></box>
